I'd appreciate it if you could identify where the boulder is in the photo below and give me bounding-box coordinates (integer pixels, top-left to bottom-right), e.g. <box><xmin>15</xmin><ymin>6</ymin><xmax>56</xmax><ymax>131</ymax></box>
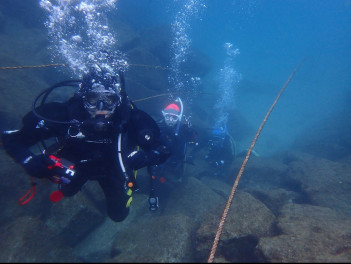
<box><xmin>0</xmin><ymin>150</ymin><xmax>54</xmax><ymax>224</ymax></box>
<box><xmin>73</xmin><ymin>192</ymin><xmax>151</xmax><ymax>262</ymax></box>
<box><xmin>162</xmin><ymin>176</ymin><xmax>226</xmax><ymax>221</ymax></box>
<box><xmin>230</xmin><ymin>155</ymin><xmax>289</xmax><ymax>191</ymax></box>
<box><xmin>0</xmin><ymin>215</ymin><xmax>80</xmax><ymax>262</ymax></box>
<box><xmin>285</xmin><ymin>151</ymin><xmax>351</xmax><ymax>214</ymax></box>
<box><xmin>258</xmin><ymin>203</ymin><xmax>351</xmax><ymax>263</ymax></box>
<box><xmin>247</xmin><ymin>187</ymin><xmax>303</xmax><ymax>216</ymax></box>
<box><xmin>195</xmin><ymin>191</ymin><xmax>276</xmax><ymax>262</ymax></box>
<box><xmin>45</xmin><ymin>187</ymin><xmax>105</xmax><ymax>247</ymax></box>
<box><xmin>109</xmin><ymin>214</ymin><xmax>196</xmax><ymax>263</ymax></box>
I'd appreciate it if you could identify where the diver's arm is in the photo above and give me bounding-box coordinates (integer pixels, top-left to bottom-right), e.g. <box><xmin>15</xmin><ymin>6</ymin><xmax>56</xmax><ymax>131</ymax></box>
<box><xmin>2</xmin><ymin>129</ymin><xmax>37</xmax><ymax>165</ymax></box>
<box><xmin>2</xmin><ymin>105</ymin><xmax>65</xmax><ymax>178</ymax></box>
<box><xmin>126</xmin><ymin>109</ymin><xmax>171</xmax><ymax>170</ymax></box>
<box><xmin>127</xmin><ymin>142</ymin><xmax>171</xmax><ymax>170</ymax></box>
<box><xmin>2</xmin><ymin>110</ymin><xmax>56</xmax><ymax>163</ymax></box>
<box><xmin>185</xmin><ymin>125</ymin><xmax>198</xmax><ymax>144</ymax></box>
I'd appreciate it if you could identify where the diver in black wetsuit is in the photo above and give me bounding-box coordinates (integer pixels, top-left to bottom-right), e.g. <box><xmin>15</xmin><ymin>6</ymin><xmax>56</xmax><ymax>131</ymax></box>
<box><xmin>155</xmin><ymin>98</ymin><xmax>198</xmax><ymax>182</ymax></box>
<box><xmin>147</xmin><ymin>98</ymin><xmax>198</xmax><ymax>211</ymax></box>
<box><xmin>205</xmin><ymin>124</ymin><xmax>236</xmax><ymax>178</ymax></box>
<box><xmin>1</xmin><ymin>68</ymin><xmax>171</xmax><ymax>222</ymax></box>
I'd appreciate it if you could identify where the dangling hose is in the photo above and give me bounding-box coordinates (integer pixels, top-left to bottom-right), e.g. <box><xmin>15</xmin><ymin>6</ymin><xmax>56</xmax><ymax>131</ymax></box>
<box><xmin>207</xmin><ymin>59</ymin><xmax>307</xmax><ymax>263</ymax></box>
<box><xmin>117</xmin><ymin>132</ymin><xmax>128</xmax><ymax>178</ymax></box>
<box><xmin>18</xmin><ymin>177</ymin><xmax>36</xmax><ymax>205</ymax></box>
<box><xmin>32</xmin><ymin>80</ymin><xmax>82</xmax><ymax>124</ymax></box>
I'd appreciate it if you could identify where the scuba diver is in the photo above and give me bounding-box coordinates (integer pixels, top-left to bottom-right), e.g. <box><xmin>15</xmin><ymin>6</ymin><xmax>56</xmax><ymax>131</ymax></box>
<box><xmin>147</xmin><ymin>97</ymin><xmax>198</xmax><ymax>211</ymax></box>
<box><xmin>1</xmin><ymin>68</ymin><xmax>171</xmax><ymax>222</ymax></box>
<box><xmin>205</xmin><ymin>122</ymin><xmax>236</xmax><ymax>178</ymax></box>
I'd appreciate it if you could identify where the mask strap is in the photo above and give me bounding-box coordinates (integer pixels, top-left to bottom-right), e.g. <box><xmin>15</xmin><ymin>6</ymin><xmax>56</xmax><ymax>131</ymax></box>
<box><xmin>162</xmin><ymin>111</ymin><xmax>180</xmax><ymax>121</ymax></box>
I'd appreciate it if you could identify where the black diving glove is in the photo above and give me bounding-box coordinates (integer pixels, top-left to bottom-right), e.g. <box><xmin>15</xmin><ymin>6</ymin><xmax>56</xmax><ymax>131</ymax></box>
<box><xmin>127</xmin><ymin>145</ymin><xmax>171</xmax><ymax>170</ymax></box>
<box><xmin>126</xmin><ymin>150</ymin><xmax>149</xmax><ymax>170</ymax></box>
<box><xmin>22</xmin><ymin>154</ymin><xmax>56</xmax><ymax>179</ymax></box>
<box><xmin>210</xmin><ymin>159</ymin><xmax>225</xmax><ymax>168</ymax></box>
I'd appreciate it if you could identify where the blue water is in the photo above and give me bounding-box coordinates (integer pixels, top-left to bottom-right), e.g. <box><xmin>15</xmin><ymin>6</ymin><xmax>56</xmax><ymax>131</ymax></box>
<box><xmin>1</xmin><ymin>0</ymin><xmax>351</xmax><ymax>262</ymax></box>
<box><xmin>113</xmin><ymin>0</ymin><xmax>351</xmax><ymax>155</ymax></box>
<box><xmin>188</xmin><ymin>0</ymin><xmax>351</xmax><ymax>155</ymax></box>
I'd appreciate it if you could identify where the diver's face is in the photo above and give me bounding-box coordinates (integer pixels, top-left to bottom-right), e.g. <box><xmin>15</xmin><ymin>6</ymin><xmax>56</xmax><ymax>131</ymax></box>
<box><xmin>82</xmin><ymin>84</ymin><xmax>121</xmax><ymax>118</ymax></box>
<box><xmin>87</xmin><ymin>109</ymin><xmax>113</xmax><ymax>118</ymax></box>
<box><xmin>163</xmin><ymin>112</ymin><xmax>179</xmax><ymax>127</ymax></box>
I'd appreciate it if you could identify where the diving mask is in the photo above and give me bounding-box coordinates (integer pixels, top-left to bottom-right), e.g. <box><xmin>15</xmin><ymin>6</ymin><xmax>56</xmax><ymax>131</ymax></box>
<box><xmin>82</xmin><ymin>83</ymin><xmax>121</xmax><ymax>113</ymax></box>
<box><xmin>162</xmin><ymin>111</ymin><xmax>180</xmax><ymax>127</ymax></box>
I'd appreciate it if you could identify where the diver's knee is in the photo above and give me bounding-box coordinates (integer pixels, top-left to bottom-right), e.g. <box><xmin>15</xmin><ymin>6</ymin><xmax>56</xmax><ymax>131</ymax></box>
<box><xmin>108</xmin><ymin>208</ymin><xmax>129</xmax><ymax>222</ymax></box>
<box><xmin>59</xmin><ymin>185</ymin><xmax>79</xmax><ymax>197</ymax></box>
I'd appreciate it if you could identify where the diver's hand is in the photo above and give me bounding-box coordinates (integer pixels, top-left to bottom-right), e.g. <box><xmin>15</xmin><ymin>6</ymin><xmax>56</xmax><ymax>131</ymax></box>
<box><xmin>150</xmin><ymin>145</ymin><xmax>171</xmax><ymax>165</ymax></box>
<box><xmin>210</xmin><ymin>159</ymin><xmax>225</xmax><ymax>168</ymax></box>
<box><xmin>22</xmin><ymin>154</ymin><xmax>56</xmax><ymax>178</ymax></box>
<box><xmin>126</xmin><ymin>150</ymin><xmax>148</xmax><ymax>170</ymax></box>
<box><xmin>127</xmin><ymin>145</ymin><xmax>171</xmax><ymax>170</ymax></box>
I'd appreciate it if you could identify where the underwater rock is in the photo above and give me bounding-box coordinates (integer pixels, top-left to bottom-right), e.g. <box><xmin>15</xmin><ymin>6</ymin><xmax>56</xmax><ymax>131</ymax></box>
<box><xmin>73</xmin><ymin>193</ymin><xmax>151</xmax><ymax>262</ymax></box>
<box><xmin>247</xmin><ymin>187</ymin><xmax>303</xmax><ymax>216</ymax></box>
<box><xmin>126</xmin><ymin>48</ymin><xmax>169</xmax><ymax>94</ymax></box>
<box><xmin>285</xmin><ymin>151</ymin><xmax>351</xmax><ymax>215</ymax></box>
<box><xmin>137</xmin><ymin>25</ymin><xmax>172</xmax><ymax>66</ymax></box>
<box><xmin>230</xmin><ymin>154</ymin><xmax>289</xmax><ymax>190</ymax></box>
<box><xmin>195</xmin><ymin>191</ymin><xmax>275</xmax><ymax>262</ymax></box>
<box><xmin>108</xmin><ymin>19</ymin><xmax>139</xmax><ymax>52</ymax></box>
<box><xmin>0</xmin><ymin>0</ymin><xmax>45</xmax><ymax>29</ymax></box>
<box><xmin>180</xmin><ymin>49</ymin><xmax>212</xmax><ymax>77</ymax></box>
<box><xmin>0</xmin><ymin>215</ymin><xmax>80</xmax><ymax>262</ymax></box>
<box><xmin>293</xmin><ymin>109</ymin><xmax>351</xmax><ymax>161</ymax></box>
<box><xmin>0</xmin><ymin>150</ymin><xmax>54</xmax><ymax>224</ymax></box>
<box><xmin>258</xmin><ymin>203</ymin><xmax>351</xmax><ymax>262</ymax></box>
<box><xmin>163</xmin><ymin>176</ymin><xmax>225</xmax><ymax>221</ymax></box>
<box><xmin>109</xmin><ymin>214</ymin><xmax>196</xmax><ymax>263</ymax></box>
<box><xmin>45</xmin><ymin>190</ymin><xmax>105</xmax><ymax>247</ymax></box>
<box><xmin>105</xmin><ymin>177</ymin><xmax>225</xmax><ymax>262</ymax></box>
<box><xmin>200</xmin><ymin>176</ymin><xmax>232</xmax><ymax>199</ymax></box>
<box><xmin>0</xmin><ymin>111</ymin><xmax>20</xmax><ymax>132</ymax></box>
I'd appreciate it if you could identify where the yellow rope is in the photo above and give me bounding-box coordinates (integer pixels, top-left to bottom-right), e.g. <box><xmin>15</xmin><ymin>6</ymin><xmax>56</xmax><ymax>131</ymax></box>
<box><xmin>0</xmin><ymin>63</ymin><xmax>169</xmax><ymax>71</ymax></box>
<box><xmin>132</xmin><ymin>93</ymin><xmax>171</xmax><ymax>103</ymax></box>
<box><xmin>207</xmin><ymin>59</ymin><xmax>306</xmax><ymax>263</ymax></box>
<box><xmin>0</xmin><ymin>62</ymin><xmax>171</xmax><ymax>104</ymax></box>
<box><xmin>128</xmin><ymin>64</ymin><xmax>170</xmax><ymax>70</ymax></box>
<box><xmin>0</xmin><ymin>63</ymin><xmax>66</xmax><ymax>70</ymax></box>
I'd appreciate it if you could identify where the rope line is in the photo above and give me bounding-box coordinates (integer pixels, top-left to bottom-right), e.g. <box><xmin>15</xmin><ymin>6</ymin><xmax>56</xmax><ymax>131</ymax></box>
<box><xmin>128</xmin><ymin>64</ymin><xmax>170</xmax><ymax>70</ymax></box>
<box><xmin>0</xmin><ymin>64</ymin><xmax>66</xmax><ymax>70</ymax></box>
<box><xmin>207</xmin><ymin>59</ymin><xmax>306</xmax><ymax>263</ymax></box>
<box><xmin>0</xmin><ymin>63</ymin><xmax>171</xmax><ymax>103</ymax></box>
<box><xmin>132</xmin><ymin>93</ymin><xmax>171</xmax><ymax>103</ymax></box>
<box><xmin>0</xmin><ymin>63</ymin><xmax>169</xmax><ymax>71</ymax></box>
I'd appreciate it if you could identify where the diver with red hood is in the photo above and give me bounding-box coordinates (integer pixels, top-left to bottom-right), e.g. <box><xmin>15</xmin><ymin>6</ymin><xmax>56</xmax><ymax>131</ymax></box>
<box><xmin>146</xmin><ymin>97</ymin><xmax>198</xmax><ymax>211</ymax></box>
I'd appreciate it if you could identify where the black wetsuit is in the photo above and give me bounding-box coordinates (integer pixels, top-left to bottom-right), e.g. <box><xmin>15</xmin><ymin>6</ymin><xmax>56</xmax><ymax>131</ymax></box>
<box><xmin>153</xmin><ymin>119</ymin><xmax>198</xmax><ymax>182</ymax></box>
<box><xmin>205</xmin><ymin>132</ymin><xmax>235</xmax><ymax>178</ymax></box>
<box><xmin>1</xmin><ymin>96</ymin><xmax>171</xmax><ymax>222</ymax></box>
